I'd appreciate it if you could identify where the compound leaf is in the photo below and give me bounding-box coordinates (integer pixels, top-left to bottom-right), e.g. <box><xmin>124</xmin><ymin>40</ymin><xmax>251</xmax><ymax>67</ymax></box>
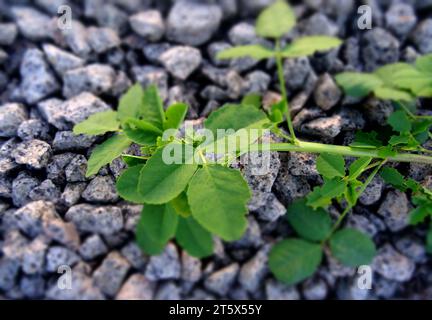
<box><xmin>256</xmin><ymin>0</ymin><xmax>296</xmax><ymax>38</ymax></box>
<box><xmin>73</xmin><ymin>110</ymin><xmax>119</xmax><ymax>136</ymax></box>
<box><xmin>316</xmin><ymin>153</ymin><xmax>346</xmax><ymax>178</ymax></box>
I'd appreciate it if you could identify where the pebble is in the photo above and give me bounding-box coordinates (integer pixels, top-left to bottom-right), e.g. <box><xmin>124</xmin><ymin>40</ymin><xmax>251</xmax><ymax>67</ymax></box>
<box><xmin>314</xmin><ymin>73</ymin><xmax>342</xmax><ymax>110</ymax></box>
<box><xmin>22</xmin><ymin>236</ymin><xmax>48</xmax><ymax>275</ymax></box>
<box><xmin>93</xmin><ymin>251</ymin><xmax>131</xmax><ymax>297</ymax></box>
<box><xmin>131</xmin><ymin>66</ymin><xmax>168</xmax><ymax>100</ymax></box>
<box><xmin>181</xmin><ymin>251</ymin><xmax>202</xmax><ymax>284</ymax></box>
<box><xmin>359</xmin><ymin>176</ymin><xmax>384</xmax><ymax>206</ymax></box>
<box><xmin>13</xmin><ymin>200</ymin><xmax>58</xmax><ymax>238</ymax></box>
<box><xmin>79</xmin><ymin>234</ymin><xmax>108</xmax><ymax>261</ymax></box>
<box><xmin>302</xmin><ymin>115</ymin><xmax>343</xmax><ymax>140</ymax></box>
<box><xmin>20</xmin><ymin>49</ymin><xmax>59</xmax><ymax>104</ymax></box>
<box><xmin>0</xmin><ymin>258</ymin><xmax>20</xmax><ymax>291</ymax></box>
<box><xmin>256</xmin><ymin>193</ymin><xmax>286</xmax><ymax>222</ymax></box>
<box><xmin>20</xmin><ymin>275</ymin><xmax>45</xmax><ymax>299</ymax></box>
<box><xmin>17</xmin><ymin>119</ymin><xmax>50</xmax><ymax>141</ymax></box>
<box><xmin>29</xmin><ymin>179</ymin><xmax>61</xmax><ymax>203</ymax></box>
<box><xmin>42</xmin><ymin>44</ymin><xmax>85</xmax><ymax>76</ymax></box>
<box><xmin>204</xmin><ymin>263</ymin><xmax>239</xmax><ymax>296</ymax></box>
<box><xmin>159</xmin><ymin>46</ymin><xmax>202</xmax><ymax>80</ymax></box>
<box><xmin>377</xmin><ymin>190</ymin><xmax>410</xmax><ymax>232</ymax></box>
<box><xmin>61</xmin><ymin>21</ymin><xmax>92</xmax><ymax>58</ymax></box>
<box><xmin>60</xmin><ymin>182</ymin><xmax>87</xmax><ymax>207</ymax></box>
<box><xmin>45</xmin><ymin>246</ymin><xmax>80</xmax><ymax>273</ymax></box>
<box><xmin>394</xmin><ymin>236</ymin><xmax>427</xmax><ymax>264</ymax></box>
<box><xmin>11</xmin><ymin>6</ymin><xmax>52</xmax><ymax>41</ymax></box>
<box><xmin>145</xmin><ymin>243</ymin><xmax>181</xmax><ymax>281</ymax></box>
<box><xmin>88</xmin><ymin>27</ymin><xmax>121</xmax><ymax>54</ymax></box>
<box><xmin>385</xmin><ymin>3</ymin><xmax>417</xmax><ymax>38</ymax></box>
<box><xmin>129</xmin><ymin>10</ymin><xmax>165</xmax><ymax>41</ymax></box>
<box><xmin>283</xmin><ymin>57</ymin><xmax>313</xmax><ymax>92</ymax></box>
<box><xmin>65</xmin><ymin>155</ymin><xmax>88</xmax><ymax>182</ymax></box>
<box><xmin>412</xmin><ymin>19</ymin><xmax>432</xmax><ymax>54</ymax></box>
<box><xmin>12</xmin><ymin>140</ymin><xmax>52</xmax><ymax>170</ymax></box>
<box><xmin>65</xmin><ymin>204</ymin><xmax>124</xmax><ymax>236</ymax></box>
<box><xmin>300</xmin><ymin>13</ymin><xmax>339</xmax><ymax>36</ymax></box>
<box><xmin>11</xmin><ymin>173</ymin><xmax>40</xmax><ymax>207</ymax></box>
<box><xmin>166</xmin><ymin>0</ymin><xmax>222</xmax><ymax>46</ymax></box>
<box><xmin>46</xmin><ymin>271</ymin><xmax>104</xmax><ymax>300</ymax></box>
<box><xmin>95</xmin><ymin>4</ymin><xmax>129</xmax><ymax>35</ymax></box>
<box><xmin>120</xmin><ymin>242</ymin><xmax>147</xmax><ymax>271</ymax></box>
<box><xmin>302</xmin><ymin>277</ymin><xmax>328</xmax><ymax>300</ymax></box>
<box><xmin>116</xmin><ymin>274</ymin><xmax>155</xmax><ymax>300</ymax></box>
<box><xmin>82</xmin><ymin>176</ymin><xmax>119</xmax><ymax>203</ymax></box>
<box><xmin>265</xmin><ymin>279</ymin><xmax>300</xmax><ymax>300</ymax></box>
<box><xmin>53</xmin><ymin>131</ymin><xmax>97</xmax><ymax>152</ymax></box>
<box><xmin>238</xmin><ymin>246</ymin><xmax>269</xmax><ymax>293</ymax></box>
<box><xmin>155</xmin><ymin>282</ymin><xmax>181</xmax><ymax>300</ymax></box>
<box><xmin>0</xmin><ymin>103</ymin><xmax>28</xmax><ymax>138</ymax></box>
<box><xmin>361</xmin><ymin>28</ymin><xmax>400</xmax><ymax>71</ymax></box>
<box><xmin>372</xmin><ymin>244</ymin><xmax>415</xmax><ymax>282</ymax></box>
<box><xmin>0</xmin><ymin>23</ymin><xmax>18</xmax><ymax>46</ymax></box>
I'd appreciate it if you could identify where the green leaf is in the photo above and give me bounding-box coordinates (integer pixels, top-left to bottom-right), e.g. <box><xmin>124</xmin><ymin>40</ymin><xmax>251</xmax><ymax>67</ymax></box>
<box><xmin>122</xmin><ymin>155</ymin><xmax>147</xmax><ymax>167</ymax></box>
<box><xmin>187</xmin><ymin>165</ymin><xmax>251</xmax><ymax>241</ymax></box>
<box><xmin>335</xmin><ymin>72</ymin><xmax>383</xmax><ymax>98</ymax></box>
<box><xmin>373</xmin><ymin>87</ymin><xmax>413</xmax><ymax>102</ymax></box>
<box><xmin>176</xmin><ymin>216</ymin><xmax>214</xmax><ymax>258</ymax></box>
<box><xmin>123</xmin><ymin>118</ymin><xmax>163</xmax><ymax>145</ymax></box>
<box><xmin>171</xmin><ymin>192</ymin><xmax>192</xmax><ymax>218</ymax></box>
<box><xmin>306</xmin><ymin>178</ymin><xmax>347</xmax><ymax>209</ymax></box>
<box><xmin>217</xmin><ymin>45</ymin><xmax>275</xmax><ymax>61</ymax></box>
<box><xmin>415</xmin><ymin>54</ymin><xmax>432</xmax><ymax>74</ymax></box>
<box><xmin>256</xmin><ymin>0</ymin><xmax>296</xmax><ymax>38</ymax></box>
<box><xmin>380</xmin><ymin>167</ymin><xmax>406</xmax><ymax>190</ymax></box>
<box><xmin>116</xmin><ymin>164</ymin><xmax>145</xmax><ymax>203</ymax></box>
<box><xmin>286</xmin><ymin>199</ymin><xmax>332</xmax><ymax>242</ymax></box>
<box><xmin>142</xmin><ymin>85</ymin><xmax>165</xmax><ymax>129</ymax></box>
<box><xmin>86</xmin><ymin>134</ymin><xmax>131</xmax><ymax>177</ymax></box>
<box><xmin>117</xmin><ymin>83</ymin><xmax>145</xmax><ymax>123</ymax></box>
<box><xmin>164</xmin><ymin>103</ymin><xmax>188</xmax><ymax>130</ymax></box>
<box><xmin>350</xmin><ymin>131</ymin><xmax>383</xmax><ymax>149</ymax></box>
<box><xmin>392</xmin><ymin>68</ymin><xmax>432</xmax><ymax>97</ymax></box>
<box><xmin>374</xmin><ymin>63</ymin><xmax>416</xmax><ymax>86</ymax></box>
<box><xmin>426</xmin><ymin>226</ymin><xmax>432</xmax><ymax>254</ymax></box>
<box><xmin>316</xmin><ymin>153</ymin><xmax>346</xmax><ymax>178</ymax></box>
<box><xmin>242</xmin><ymin>94</ymin><xmax>261</xmax><ymax>109</ymax></box>
<box><xmin>269</xmin><ymin>100</ymin><xmax>286</xmax><ymax>124</ymax></box>
<box><xmin>269</xmin><ymin>239</ymin><xmax>322</xmax><ymax>285</ymax></box>
<box><xmin>348</xmin><ymin>157</ymin><xmax>372</xmax><ymax>180</ymax></box>
<box><xmin>282</xmin><ymin>36</ymin><xmax>342</xmax><ymax>58</ymax></box>
<box><xmin>204</xmin><ymin>104</ymin><xmax>269</xmax><ymax>136</ymax></box>
<box><xmin>409</xmin><ymin>206</ymin><xmax>430</xmax><ymax>225</ymax></box>
<box><xmin>388</xmin><ymin>110</ymin><xmax>412</xmax><ymax>132</ymax></box>
<box><xmin>138</xmin><ymin>145</ymin><xmax>198</xmax><ymax>204</ymax></box>
<box><xmin>73</xmin><ymin>110</ymin><xmax>120</xmax><ymax>136</ymax></box>
<box><xmin>329</xmin><ymin>228</ymin><xmax>376</xmax><ymax>267</ymax></box>
<box><xmin>136</xmin><ymin>203</ymin><xmax>178</xmax><ymax>255</ymax></box>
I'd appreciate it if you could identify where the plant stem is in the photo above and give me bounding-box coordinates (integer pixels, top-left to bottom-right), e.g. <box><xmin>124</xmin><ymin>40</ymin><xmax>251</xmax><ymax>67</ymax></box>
<box><xmin>249</xmin><ymin>140</ymin><xmax>432</xmax><ymax>165</ymax></box>
<box><xmin>275</xmin><ymin>39</ymin><xmax>297</xmax><ymax>144</ymax></box>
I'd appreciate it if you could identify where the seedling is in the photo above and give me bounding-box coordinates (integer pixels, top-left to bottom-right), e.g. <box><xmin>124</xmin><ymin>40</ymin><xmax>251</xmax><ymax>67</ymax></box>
<box><xmin>74</xmin><ymin>0</ymin><xmax>432</xmax><ymax>285</ymax></box>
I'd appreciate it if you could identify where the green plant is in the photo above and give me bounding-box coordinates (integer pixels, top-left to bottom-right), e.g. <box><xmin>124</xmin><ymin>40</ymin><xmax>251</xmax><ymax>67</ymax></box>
<box><xmin>74</xmin><ymin>0</ymin><xmax>432</xmax><ymax>285</ymax></box>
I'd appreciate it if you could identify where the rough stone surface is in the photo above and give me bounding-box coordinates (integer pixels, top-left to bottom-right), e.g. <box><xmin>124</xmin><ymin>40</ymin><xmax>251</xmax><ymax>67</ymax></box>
<box><xmin>378</xmin><ymin>190</ymin><xmax>410</xmax><ymax>232</ymax></box>
<box><xmin>129</xmin><ymin>10</ymin><xmax>165</xmax><ymax>41</ymax></box>
<box><xmin>373</xmin><ymin>244</ymin><xmax>416</xmax><ymax>282</ymax></box>
<box><xmin>12</xmin><ymin>140</ymin><xmax>52</xmax><ymax>170</ymax></box>
<box><xmin>145</xmin><ymin>243</ymin><xmax>181</xmax><ymax>281</ymax></box>
<box><xmin>0</xmin><ymin>103</ymin><xmax>28</xmax><ymax>138</ymax></box>
<box><xmin>159</xmin><ymin>46</ymin><xmax>202</xmax><ymax>80</ymax></box>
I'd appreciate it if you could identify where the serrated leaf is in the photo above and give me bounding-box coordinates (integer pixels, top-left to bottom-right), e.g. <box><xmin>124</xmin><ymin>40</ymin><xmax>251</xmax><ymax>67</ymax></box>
<box><xmin>329</xmin><ymin>228</ymin><xmax>376</xmax><ymax>267</ymax></box>
<box><xmin>373</xmin><ymin>87</ymin><xmax>413</xmax><ymax>102</ymax></box>
<box><xmin>415</xmin><ymin>54</ymin><xmax>432</xmax><ymax>74</ymax></box>
<box><xmin>388</xmin><ymin>110</ymin><xmax>412</xmax><ymax>132</ymax></box>
<box><xmin>136</xmin><ymin>203</ymin><xmax>178</xmax><ymax>255</ymax></box>
<box><xmin>164</xmin><ymin>103</ymin><xmax>188</xmax><ymax>130</ymax></box>
<box><xmin>73</xmin><ymin>110</ymin><xmax>120</xmax><ymax>136</ymax></box>
<box><xmin>256</xmin><ymin>0</ymin><xmax>296</xmax><ymax>38</ymax></box>
<box><xmin>142</xmin><ymin>85</ymin><xmax>165</xmax><ymax>129</ymax></box>
<box><xmin>176</xmin><ymin>216</ymin><xmax>214</xmax><ymax>258</ymax></box>
<box><xmin>306</xmin><ymin>178</ymin><xmax>347</xmax><ymax>209</ymax></box>
<box><xmin>282</xmin><ymin>36</ymin><xmax>342</xmax><ymax>58</ymax></box>
<box><xmin>187</xmin><ymin>165</ymin><xmax>250</xmax><ymax>241</ymax></box>
<box><xmin>123</xmin><ymin>118</ymin><xmax>163</xmax><ymax>145</ymax></box>
<box><xmin>286</xmin><ymin>199</ymin><xmax>332</xmax><ymax>242</ymax></box>
<box><xmin>268</xmin><ymin>239</ymin><xmax>322</xmax><ymax>285</ymax></box>
<box><xmin>217</xmin><ymin>45</ymin><xmax>275</xmax><ymax>61</ymax></box>
<box><xmin>86</xmin><ymin>134</ymin><xmax>131</xmax><ymax>177</ymax></box>
<box><xmin>204</xmin><ymin>104</ymin><xmax>269</xmax><ymax>136</ymax></box>
<box><xmin>392</xmin><ymin>68</ymin><xmax>432</xmax><ymax>97</ymax></box>
<box><xmin>316</xmin><ymin>153</ymin><xmax>346</xmax><ymax>178</ymax></box>
<box><xmin>242</xmin><ymin>94</ymin><xmax>261</xmax><ymax>109</ymax></box>
<box><xmin>375</xmin><ymin>63</ymin><xmax>416</xmax><ymax>86</ymax></box>
<box><xmin>350</xmin><ymin>131</ymin><xmax>383</xmax><ymax>149</ymax></box>
<box><xmin>380</xmin><ymin>167</ymin><xmax>406</xmax><ymax>190</ymax></box>
<box><xmin>171</xmin><ymin>192</ymin><xmax>192</xmax><ymax>218</ymax></box>
<box><xmin>348</xmin><ymin>157</ymin><xmax>372</xmax><ymax>180</ymax></box>
<box><xmin>138</xmin><ymin>145</ymin><xmax>198</xmax><ymax>204</ymax></box>
<box><xmin>335</xmin><ymin>72</ymin><xmax>383</xmax><ymax>98</ymax></box>
<box><xmin>116</xmin><ymin>164</ymin><xmax>145</xmax><ymax>203</ymax></box>
<box><xmin>117</xmin><ymin>83</ymin><xmax>145</xmax><ymax>122</ymax></box>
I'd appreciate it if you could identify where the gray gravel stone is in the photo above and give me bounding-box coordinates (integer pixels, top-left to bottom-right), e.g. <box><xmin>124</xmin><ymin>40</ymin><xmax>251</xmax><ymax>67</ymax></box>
<box><xmin>116</xmin><ymin>274</ymin><xmax>155</xmax><ymax>300</ymax></box>
<box><xmin>275</xmin><ymin>163</ymin><xmax>311</xmax><ymax>205</ymax></box>
<box><xmin>46</xmin><ymin>153</ymin><xmax>75</xmax><ymax>184</ymax></box>
<box><xmin>207</xmin><ymin>42</ymin><xmax>232</xmax><ymax>67</ymax></box>
<box><xmin>412</xmin><ymin>19</ymin><xmax>432</xmax><ymax>54</ymax></box>
<box><xmin>82</xmin><ymin>175</ymin><xmax>119</xmax><ymax>203</ymax></box>
<box><xmin>300</xmin><ymin>13</ymin><xmax>338</xmax><ymax>36</ymax></box>
<box><xmin>17</xmin><ymin>119</ymin><xmax>50</xmax><ymax>141</ymax></box>
<box><xmin>265</xmin><ymin>279</ymin><xmax>300</xmax><ymax>300</ymax></box>
<box><xmin>60</xmin><ymin>20</ymin><xmax>92</xmax><ymax>58</ymax></box>
<box><xmin>22</xmin><ymin>236</ymin><xmax>48</xmax><ymax>275</ymax></box>
<box><xmin>20</xmin><ymin>49</ymin><xmax>59</xmax><ymax>104</ymax></box>
<box><xmin>378</xmin><ymin>190</ymin><xmax>409</xmax><ymax>232</ymax></box>
<box><xmin>20</xmin><ymin>275</ymin><xmax>45</xmax><ymax>299</ymax></box>
<box><xmin>65</xmin><ymin>204</ymin><xmax>124</xmax><ymax>235</ymax></box>
<box><xmin>65</xmin><ymin>155</ymin><xmax>88</xmax><ymax>182</ymax></box>
<box><xmin>63</xmin><ymin>64</ymin><xmax>116</xmax><ymax>98</ymax></box>
<box><xmin>11</xmin><ymin>6</ymin><xmax>52</xmax><ymax>41</ymax></box>
<box><xmin>60</xmin><ymin>182</ymin><xmax>87</xmax><ymax>207</ymax></box>
<box><xmin>131</xmin><ymin>66</ymin><xmax>168</xmax><ymax>100</ymax></box>
<box><xmin>346</xmin><ymin>213</ymin><xmax>380</xmax><ymax>238</ymax></box>
<box><xmin>0</xmin><ymin>103</ymin><xmax>28</xmax><ymax>138</ymax></box>
<box><xmin>88</xmin><ymin>27</ymin><xmax>121</xmax><ymax>54</ymax></box>
<box><xmin>12</xmin><ymin>173</ymin><xmax>40</xmax><ymax>207</ymax></box>
<box><xmin>372</xmin><ymin>244</ymin><xmax>415</xmax><ymax>282</ymax></box>
<box><xmin>314</xmin><ymin>73</ymin><xmax>342</xmax><ymax>110</ymax></box>
<box><xmin>239</xmin><ymin>246</ymin><xmax>269</xmax><ymax>293</ymax></box>
<box><xmin>167</xmin><ymin>0</ymin><xmax>222</xmax><ymax>46</ymax></box>
<box><xmin>53</xmin><ymin>132</ymin><xmax>96</xmax><ymax>152</ymax></box>
<box><xmin>361</xmin><ymin>28</ymin><xmax>400</xmax><ymax>71</ymax></box>
<box><xmin>283</xmin><ymin>57</ymin><xmax>313</xmax><ymax>92</ymax></box>
<box><xmin>29</xmin><ymin>179</ymin><xmax>61</xmax><ymax>203</ymax></box>
<box><xmin>46</xmin><ymin>271</ymin><xmax>104</xmax><ymax>300</ymax></box>
<box><xmin>0</xmin><ymin>258</ymin><xmax>20</xmax><ymax>291</ymax></box>
<box><xmin>244</xmin><ymin>71</ymin><xmax>271</xmax><ymax>94</ymax></box>
<box><xmin>79</xmin><ymin>234</ymin><xmax>108</xmax><ymax>261</ymax></box>
<box><xmin>394</xmin><ymin>236</ymin><xmax>427</xmax><ymax>264</ymax></box>
<box><xmin>159</xmin><ymin>46</ymin><xmax>202</xmax><ymax>80</ymax></box>
<box><xmin>385</xmin><ymin>3</ymin><xmax>417</xmax><ymax>38</ymax></box>
<box><xmin>0</xmin><ymin>23</ymin><xmax>18</xmax><ymax>46</ymax></box>
<box><xmin>256</xmin><ymin>193</ymin><xmax>286</xmax><ymax>222</ymax></box>
<box><xmin>95</xmin><ymin>4</ymin><xmax>129</xmax><ymax>35</ymax></box>
<box><xmin>302</xmin><ymin>277</ymin><xmax>328</xmax><ymax>300</ymax></box>
<box><xmin>42</xmin><ymin>44</ymin><xmax>85</xmax><ymax>76</ymax></box>
<box><xmin>204</xmin><ymin>263</ymin><xmax>239</xmax><ymax>296</ymax></box>
<box><xmin>129</xmin><ymin>10</ymin><xmax>165</xmax><ymax>41</ymax></box>
<box><xmin>302</xmin><ymin>115</ymin><xmax>343</xmax><ymax>140</ymax></box>
<box><xmin>228</xmin><ymin>22</ymin><xmax>260</xmax><ymax>45</ymax></box>
<box><xmin>181</xmin><ymin>251</ymin><xmax>202</xmax><ymax>284</ymax></box>
<box><xmin>45</xmin><ymin>246</ymin><xmax>80</xmax><ymax>273</ymax></box>
<box><xmin>359</xmin><ymin>176</ymin><xmax>384</xmax><ymax>206</ymax></box>
<box><xmin>93</xmin><ymin>251</ymin><xmax>131</xmax><ymax>297</ymax></box>
<box><xmin>145</xmin><ymin>243</ymin><xmax>181</xmax><ymax>281</ymax></box>
<box><xmin>43</xmin><ymin>219</ymin><xmax>81</xmax><ymax>251</ymax></box>
<box><xmin>363</xmin><ymin>97</ymin><xmax>394</xmax><ymax>126</ymax></box>
<box><xmin>120</xmin><ymin>242</ymin><xmax>147</xmax><ymax>271</ymax></box>
<box><xmin>37</xmin><ymin>99</ymin><xmax>66</xmax><ymax>130</ymax></box>
<box><xmin>12</xmin><ymin>139</ymin><xmax>52</xmax><ymax>170</ymax></box>
<box><xmin>14</xmin><ymin>200</ymin><xmax>58</xmax><ymax>238</ymax></box>
<box><xmin>155</xmin><ymin>282</ymin><xmax>181</xmax><ymax>300</ymax></box>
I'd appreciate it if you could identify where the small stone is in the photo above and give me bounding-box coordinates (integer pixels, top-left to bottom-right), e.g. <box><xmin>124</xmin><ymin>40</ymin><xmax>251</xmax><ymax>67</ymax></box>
<box><xmin>346</xmin><ymin>213</ymin><xmax>379</xmax><ymax>238</ymax></box>
<box><xmin>300</xmin><ymin>13</ymin><xmax>339</xmax><ymax>36</ymax></box>
<box><xmin>363</xmin><ymin>97</ymin><xmax>394</xmax><ymax>126</ymax></box>
<box><xmin>265</xmin><ymin>279</ymin><xmax>300</xmax><ymax>300</ymax></box>
<box><xmin>0</xmin><ymin>23</ymin><xmax>18</xmax><ymax>45</ymax></box>
<box><xmin>20</xmin><ymin>275</ymin><xmax>45</xmax><ymax>299</ymax></box>
<box><xmin>93</xmin><ymin>251</ymin><xmax>131</xmax><ymax>297</ymax></box>
<box><xmin>46</xmin><ymin>153</ymin><xmax>75</xmax><ymax>184</ymax></box>
<box><xmin>22</xmin><ymin>236</ymin><xmax>48</xmax><ymax>275</ymax></box>
<box><xmin>88</xmin><ymin>27</ymin><xmax>121</xmax><ymax>54</ymax></box>
<box><xmin>181</xmin><ymin>251</ymin><xmax>202</xmax><ymax>284</ymax></box>
<box><xmin>79</xmin><ymin>234</ymin><xmax>108</xmax><ymax>261</ymax></box>
<box><xmin>359</xmin><ymin>176</ymin><xmax>384</xmax><ymax>205</ymax></box>
<box><xmin>142</xmin><ymin>43</ymin><xmax>171</xmax><ymax>63</ymax></box>
<box><xmin>0</xmin><ymin>103</ymin><xmax>28</xmax><ymax>138</ymax></box>
<box><xmin>361</xmin><ymin>28</ymin><xmax>400</xmax><ymax>71</ymax></box>
<box><xmin>131</xmin><ymin>66</ymin><xmax>168</xmax><ymax>100</ymax></box>
<box><xmin>288</xmin><ymin>152</ymin><xmax>319</xmax><ymax>177</ymax></box>
<box><xmin>207</xmin><ymin>42</ymin><xmax>232</xmax><ymax>67</ymax></box>
<box><xmin>0</xmin><ymin>258</ymin><xmax>20</xmax><ymax>291</ymax></box>
<box><xmin>372</xmin><ymin>244</ymin><xmax>415</xmax><ymax>282</ymax></box>
<box><xmin>244</xmin><ymin>71</ymin><xmax>271</xmax><ymax>94</ymax></box>
<box><xmin>60</xmin><ymin>182</ymin><xmax>87</xmax><ymax>207</ymax></box>
<box><xmin>204</xmin><ymin>263</ymin><xmax>239</xmax><ymax>296</ymax></box>
<box><xmin>314</xmin><ymin>73</ymin><xmax>342</xmax><ymax>110</ymax></box>
<box><xmin>14</xmin><ymin>200</ymin><xmax>58</xmax><ymax>238</ymax></box>
<box><xmin>412</xmin><ymin>19</ymin><xmax>432</xmax><ymax>54</ymax></box>
<box><xmin>377</xmin><ymin>190</ymin><xmax>409</xmax><ymax>232</ymax></box>
<box><xmin>42</xmin><ymin>44</ymin><xmax>85</xmax><ymax>76</ymax></box>
<box><xmin>385</xmin><ymin>3</ymin><xmax>417</xmax><ymax>38</ymax></box>
<box><xmin>12</xmin><ymin>139</ymin><xmax>52</xmax><ymax>170</ymax></box>
<box><xmin>95</xmin><ymin>4</ymin><xmax>129</xmax><ymax>35</ymax></box>
<box><xmin>336</xmin><ymin>276</ymin><xmax>369</xmax><ymax>300</ymax></box>
<box><xmin>20</xmin><ymin>49</ymin><xmax>59</xmax><ymax>104</ymax></box>
<box><xmin>239</xmin><ymin>0</ymin><xmax>275</xmax><ymax>15</ymax></box>
<box><xmin>82</xmin><ymin>176</ymin><xmax>119</xmax><ymax>204</ymax></box>
<box><xmin>63</xmin><ymin>64</ymin><xmax>116</xmax><ymax>98</ymax></box>
<box><xmin>44</xmin><ymin>219</ymin><xmax>80</xmax><ymax>251</ymax></box>
<box><xmin>29</xmin><ymin>179</ymin><xmax>61</xmax><ymax>203</ymax></box>
<box><xmin>12</xmin><ymin>173</ymin><xmax>40</xmax><ymax>207</ymax></box>
<box><xmin>129</xmin><ymin>10</ymin><xmax>165</xmax><ymax>41</ymax></box>
<box><xmin>53</xmin><ymin>132</ymin><xmax>97</xmax><ymax>152</ymax></box>
<box><xmin>159</xmin><ymin>46</ymin><xmax>202</xmax><ymax>80</ymax></box>
<box><xmin>145</xmin><ymin>243</ymin><xmax>181</xmax><ymax>281</ymax></box>
<box><xmin>409</xmin><ymin>163</ymin><xmax>432</xmax><ymax>182</ymax></box>
<box><xmin>228</xmin><ymin>22</ymin><xmax>260</xmax><ymax>45</ymax></box>
<box><xmin>46</xmin><ymin>271</ymin><xmax>104</xmax><ymax>300</ymax></box>
<box><xmin>302</xmin><ymin>115</ymin><xmax>343</xmax><ymax>140</ymax></box>
<box><xmin>154</xmin><ymin>282</ymin><xmax>181</xmax><ymax>300</ymax></box>
<box><xmin>283</xmin><ymin>57</ymin><xmax>313</xmax><ymax>92</ymax></box>
<box><xmin>167</xmin><ymin>0</ymin><xmax>222</xmax><ymax>46</ymax></box>
<box><xmin>61</xmin><ymin>21</ymin><xmax>92</xmax><ymax>58</ymax></box>
<box><xmin>394</xmin><ymin>236</ymin><xmax>426</xmax><ymax>264</ymax></box>
<box><xmin>65</xmin><ymin>204</ymin><xmax>124</xmax><ymax>236</ymax></box>
<box><xmin>239</xmin><ymin>246</ymin><xmax>269</xmax><ymax>293</ymax></box>
<box><xmin>302</xmin><ymin>277</ymin><xmax>328</xmax><ymax>300</ymax></box>
<box><xmin>231</xmin><ymin>216</ymin><xmax>263</xmax><ymax>249</ymax></box>
<box><xmin>11</xmin><ymin>6</ymin><xmax>51</xmax><ymax>41</ymax></box>
<box><xmin>17</xmin><ymin>119</ymin><xmax>50</xmax><ymax>141</ymax></box>
<box><xmin>37</xmin><ymin>99</ymin><xmax>65</xmax><ymax>130</ymax></box>
<box><xmin>256</xmin><ymin>193</ymin><xmax>286</xmax><ymax>222</ymax></box>
<box><xmin>45</xmin><ymin>246</ymin><xmax>80</xmax><ymax>273</ymax></box>
<box><xmin>275</xmin><ymin>165</ymin><xmax>311</xmax><ymax>205</ymax></box>
<box><xmin>116</xmin><ymin>274</ymin><xmax>155</xmax><ymax>300</ymax></box>
<box><xmin>65</xmin><ymin>155</ymin><xmax>88</xmax><ymax>182</ymax></box>
<box><xmin>121</xmin><ymin>242</ymin><xmax>147</xmax><ymax>271</ymax></box>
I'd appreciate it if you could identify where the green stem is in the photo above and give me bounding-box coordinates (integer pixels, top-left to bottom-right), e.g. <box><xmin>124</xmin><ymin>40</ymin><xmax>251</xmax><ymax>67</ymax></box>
<box><xmin>275</xmin><ymin>39</ymin><xmax>297</xmax><ymax>143</ymax></box>
<box><xmin>249</xmin><ymin>140</ymin><xmax>432</xmax><ymax>165</ymax></box>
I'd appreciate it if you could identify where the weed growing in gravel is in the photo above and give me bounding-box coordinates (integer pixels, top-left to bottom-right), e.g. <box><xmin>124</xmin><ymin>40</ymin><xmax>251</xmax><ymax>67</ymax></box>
<box><xmin>74</xmin><ymin>0</ymin><xmax>432</xmax><ymax>285</ymax></box>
